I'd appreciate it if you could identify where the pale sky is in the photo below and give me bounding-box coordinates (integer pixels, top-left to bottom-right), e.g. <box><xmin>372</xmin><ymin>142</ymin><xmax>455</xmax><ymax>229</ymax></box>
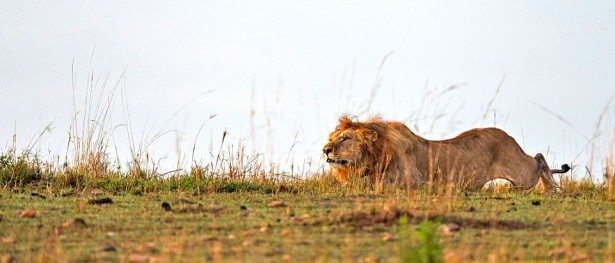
<box><xmin>1</xmin><ymin>1</ymin><xmax>614</xmax><ymax>177</ymax></box>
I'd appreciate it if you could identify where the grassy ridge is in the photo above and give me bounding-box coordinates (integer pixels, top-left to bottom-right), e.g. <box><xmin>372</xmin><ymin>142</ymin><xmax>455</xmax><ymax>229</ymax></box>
<box><xmin>1</xmin><ymin>148</ymin><xmax>615</xmax><ymax>262</ymax></box>
<box><xmin>2</xmin><ymin>77</ymin><xmax>613</xmax><ymax>262</ymax></box>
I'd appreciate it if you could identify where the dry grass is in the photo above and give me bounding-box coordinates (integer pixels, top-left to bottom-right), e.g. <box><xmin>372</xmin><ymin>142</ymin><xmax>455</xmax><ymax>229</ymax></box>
<box><xmin>1</xmin><ymin>65</ymin><xmax>614</xmax><ymax>262</ymax></box>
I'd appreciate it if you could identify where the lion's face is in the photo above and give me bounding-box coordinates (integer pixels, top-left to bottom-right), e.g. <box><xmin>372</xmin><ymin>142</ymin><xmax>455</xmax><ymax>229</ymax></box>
<box><xmin>322</xmin><ymin>127</ymin><xmax>378</xmax><ymax>169</ymax></box>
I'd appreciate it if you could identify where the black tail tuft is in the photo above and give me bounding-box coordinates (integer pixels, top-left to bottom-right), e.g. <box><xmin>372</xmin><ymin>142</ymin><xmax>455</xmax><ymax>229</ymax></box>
<box><xmin>551</xmin><ymin>164</ymin><xmax>571</xmax><ymax>174</ymax></box>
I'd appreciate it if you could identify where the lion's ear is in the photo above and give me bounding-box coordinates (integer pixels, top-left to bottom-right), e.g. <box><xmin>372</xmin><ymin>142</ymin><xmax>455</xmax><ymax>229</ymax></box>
<box><xmin>357</xmin><ymin>128</ymin><xmax>378</xmax><ymax>142</ymax></box>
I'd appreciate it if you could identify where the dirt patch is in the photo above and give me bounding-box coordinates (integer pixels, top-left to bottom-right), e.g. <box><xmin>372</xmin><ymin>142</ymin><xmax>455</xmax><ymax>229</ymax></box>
<box><xmin>334</xmin><ymin>209</ymin><xmax>535</xmax><ymax>230</ymax></box>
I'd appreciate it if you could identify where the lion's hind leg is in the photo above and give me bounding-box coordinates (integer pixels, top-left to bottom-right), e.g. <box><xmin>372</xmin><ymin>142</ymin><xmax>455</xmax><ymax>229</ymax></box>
<box><xmin>534</xmin><ymin>153</ymin><xmax>559</xmax><ymax>192</ymax></box>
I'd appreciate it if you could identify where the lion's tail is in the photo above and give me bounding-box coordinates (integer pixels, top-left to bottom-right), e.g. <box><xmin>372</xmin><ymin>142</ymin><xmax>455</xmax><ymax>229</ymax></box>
<box><xmin>551</xmin><ymin>164</ymin><xmax>571</xmax><ymax>174</ymax></box>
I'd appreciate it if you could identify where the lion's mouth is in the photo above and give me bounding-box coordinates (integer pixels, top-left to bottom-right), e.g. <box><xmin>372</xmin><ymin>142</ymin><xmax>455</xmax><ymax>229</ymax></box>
<box><xmin>326</xmin><ymin>158</ymin><xmax>348</xmax><ymax>166</ymax></box>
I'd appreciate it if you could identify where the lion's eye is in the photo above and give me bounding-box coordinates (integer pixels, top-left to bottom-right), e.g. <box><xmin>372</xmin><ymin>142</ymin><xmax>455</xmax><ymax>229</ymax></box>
<box><xmin>340</xmin><ymin>137</ymin><xmax>349</xmax><ymax>142</ymax></box>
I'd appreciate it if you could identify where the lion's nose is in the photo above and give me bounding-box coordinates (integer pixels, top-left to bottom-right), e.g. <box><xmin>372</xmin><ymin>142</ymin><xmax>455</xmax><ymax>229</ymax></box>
<box><xmin>323</xmin><ymin>147</ymin><xmax>333</xmax><ymax>154</ymax></box>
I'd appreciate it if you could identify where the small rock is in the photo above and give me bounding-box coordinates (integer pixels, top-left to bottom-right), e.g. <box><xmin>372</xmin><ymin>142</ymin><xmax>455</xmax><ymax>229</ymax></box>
<box><xmin>135</xmin><ymin>243</ymin><xmax>158</xmax><ymax>253</ymax></box>
<box><xmin>260</xmin><ymin>226</ymin><xmax>269</xmax><ymax>233</ymax></box>
<box><xmin>200</xmin><ymin>236</ymin><xmax>221</xmax><ymax>242</ymax></box>
<box><xmin>531</xmin><ymin>200</ymin><xmax>541</xmax><ymax>206</ymax></box>
<box><xmin>179</xmin><ymin>198</ymin><xmax>195</xmax><ymax>204</ymax></box>
<box><xmin>161</xmin><ymin>202</ymin><xmax>172</xmax><ymax>211</ymax></box>
<box><xmin>1</xmin><ymin>237</ymin><xmax>15</xmax><ymax>244</ymax></box>
<box><xmin>1</xmin><ymin>255</ymin><xmax>16</xmax><ymax>263</ymax></box>
<box><xmin>440</xmin><ymin>223</ymin><xmax>462</xmax><ymax>236</ymax></box>
<box><xmin>207</xmin><ymin>204</ymin><xmax>226</xmax><ymax>213</ymax></box>
<box><xmin>62</xmin><ymin>220</ymin><xmax>73</xmax><ymax>228</ymax></box>
<box><xmin>54</xmin><ymin>226</ymin><xmax>62</xmax><ymax>236</ymax></box>
<box><xmin>267</xmin><ymin>200</ymin><xmax>286</xmax><ymax>208</ymax></box>
<box><xmin>280</xmin><ymin>229</ymin><xmax>290</xmax><ymax>237</ymax></box>
<box><xmin>90</xmin><ymin>189</ymin><xmax>105</xmax><ymax>196</ymax></box>
<box><xmin>467</xmin><ymin>206</ymin><xmax>476</xmax><ymax>212</ymax></box>
<box><xmin>128</xmin><ymin>253</ymin><xmax>150</xmax><ymax>263</ymax></box>
<box><xmin>444</xmin><ymin>252</ymin><xmax>464</xmax><ymax>262</ymax></box>
<box><xmin>381</xmin><ymin>233</ymin><xmax>396</xmax><ymax>242</ymax></box>
<box><xmin>268</xmin><ymin>248</ymin><xmax>284</xmax><ymax>256</ymax></box>
<box><xmin>88</xmin><ymin>197</ymin><xmax>113</xmax><ymax>205</ymax></box>
<box><xmin>320</xmin><ymin>201</ymin><xmax>332</xmax><ymax>208</ymax></box>
<box><xmin>240</xmin><ymin>205</ymin><xmax>247</xmax><ymax>210</ymax></box>
<box><xmin>242</xmin><ymin>240</ymin><xmax>254</xmax><ymax>247</ymax></box>
<box><xmin>242</xmin><ymin>230</ymin><xmax>254</xmax><ymax>237</ymax></box>
<box><xmin>571</xmin><ymin>253</ymin><xmax>589</xmax><ymax>263</ymax></box>
<box><xmin>74</xmin><ymin>218</ymin><xmax>87</xmax><ymax>228</ymax></box>
<box><xmin>98</xmin><ymin>245</ymin><xmax>117</xmax><ymax>253</ymax></box>
<box><xmin>237</xmin><ymin>210</ymin><xmax>249</xmax><ymax>217</ymax></box>
<box><xmin>61</xmin><ymin>191</ymin><xmax>75</xmax><ymax>197</ymax></box>
<box><xmin>549</xmin><ymin>247</ymin><xmax>567</xmax><ymax>260</ymax></box>
<box><xmin>30</xmin><ymin>192</ymin><xmax>46</xmax><ymax>199</ymax></box>
<box><xmin>282</xmin><ymin>254</ymin><xmax>291</xmax><ymax>261</ymax></box>
<box><xmin>18</xmin><ymin>208</ymin><xmax>36</xmax><ymax>218</ymax></box>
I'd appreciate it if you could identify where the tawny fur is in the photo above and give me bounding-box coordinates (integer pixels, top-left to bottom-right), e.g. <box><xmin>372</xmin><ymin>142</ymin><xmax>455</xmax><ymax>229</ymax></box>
<box><xmin>323</xmin><ymin>116</ymin><xmax>566</xmax><ymax>191</ymax></box>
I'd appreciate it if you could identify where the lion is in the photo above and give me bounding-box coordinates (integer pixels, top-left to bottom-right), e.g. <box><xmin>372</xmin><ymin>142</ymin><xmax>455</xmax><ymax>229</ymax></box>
<box><xmin>322</xmin><ymin>116</ymin><xmax>570</xmax><ymax>191</ymax></box>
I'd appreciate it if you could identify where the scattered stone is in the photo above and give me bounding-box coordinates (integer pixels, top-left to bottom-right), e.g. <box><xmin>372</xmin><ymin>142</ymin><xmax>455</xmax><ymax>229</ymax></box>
<box><xmin>74</xmin><ymin>218</ymin><xmax>87</xmax><ymax>228</ymax></box>
<box><xmin>320</xmin><ymin>201</ymin><xmax>332</xmax><ymax>208</ymax></box>
<box><xmin>90</xmin><ymin>189</ymin><xmax>105</xmax><ymax>196</ymax></box>
<box><xmin>381</xmin><ymin>233</ymin><xmax>396</xmax><ymax>242</ymax></box>
<box><xmin>467</xmin><ymin>206</ymin><xmax>476</xmax><ymax>212</ymax></box>
<box><xmin>267</xmin><ymin>200</ymin><xmax>286</xmax><ymax>208</ymax></box>
<box><xmin>1</xmin><ymin>255</ymin><xmax>16</xmax><ymax>263</ymax></box>
<box><xmin>98</xmin><ymin>245</ymin><xmax>117</xmax><ymax>253</ymax></box>
<box><xmin>88</xmin><ymin>197</ymin><xmax>113</xmax><ymax>205</ymax></box>
<box><xmin>200</xmin><ymin>236</ymin><xmax>221</xmax><ymax>242</ymax></box>
<box><xmin>18</xmin><ymin>208</ymin><xmax>36</xmax><ymax>218</ymax></box>
<box><xmin>135</xmin><ymin>243</ymin><xmax>159</xmax><ymax>254</ymax></box>
<box><xmin>62</xmin><ymin>220</ymin><xmax>73</xmax><ymax>228</ymax></box>
<box><xmin>571</xmin><ymin>253</ymin><xmax>589</xmax><ymax>263</ymax></box>
<box><xmin>290</xmin><ymin>217</ymin><xmax>303</xmax><ymax>224</ymax></box>
<box><xmin>531</xmin><ymin>200</ymin><xmax>541</xmax><ymax>206</ymax></box>
<box><xmin>128</xmin><ymin>253</ymin><xmax>150</xmax><ymax>263</ymax></box>
<box><xmin>242</xmin><ymin>230</ymin><xmax>255</xmax><ymax>237</ymax></box>
<box><xmin>282</xmin><ymin>254</ymin><xmax>291</xmax><ymax>261</ymax></box>
<box><xmin>1</xmin><ymin>236</ymin><xmax>15</xmax><ymax>244</ymax></box>
<box><xmin>61</xmin><ymin>191</ymin><xmax>75</xmax><ymax>197</ymax></box>
<box><xmin>549</xmin><ymin>247</ymin><xmax>567</xmax><ymax>260</ymax></box>
<box><xmin>440</xmin><ymin>223</ymin><xmax>462</xmax><ymax>236</ymax></box>
<box><xmin>161</xmin><ymin>202</ymin><xmax>172</xmax><ymax>211</ymax></box>
<box><xmin>241</xmin><ymin>240</ymin><xmax>252</xmax><ymax>247</ymax></box>
<box><xmin>179</xmin><ymin>198</ymin><xmax>195</xmax><ymax>204</ymax></box>
<box><xmin>280</xmin><ymin>229</ymin><xmax>290</xmax><ymax>237</ymax></box>
<box><xmin>259</xmin><ymin>226</ymin><xmax>269</xmax><ymax>233</ymax></box>
<box><xmin>30</xmin><ymin>192</ymin><xmax>46</xmax><ymax>199</ymax></box>
<box><xmin>444</xmin><ymin>251</ymin><xmax>464</xmax><ymax>262</ymax></box>
<box><xmin>238</xmin><ymin>209</ymin><xmax>249</xmax><ymax>217</ymax></box>
<box><xmin>240</xmin><ymin>205</ymin><xmax>247</xmax><ymax>210</ymax></box>
<box><xmin>207</xmin><ymin>204</ymin><xmax>227</xmax><ymax>213</ymax></box>
<box><xmin>266</xmin><ymin>248</ymin><xmax>284</xmax><ymax>257</ymax></box>
<box><xmin>54</xmin><ymin>226</ymin><xmax>62</xmax><ymax>236</ymax></box>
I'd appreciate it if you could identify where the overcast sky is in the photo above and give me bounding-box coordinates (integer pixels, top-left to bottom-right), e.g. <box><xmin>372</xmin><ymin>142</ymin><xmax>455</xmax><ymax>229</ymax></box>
<box><xmin>1</xmin><ymin>1</ymin><xmax>614</xmax><ymax>177</ymax></box>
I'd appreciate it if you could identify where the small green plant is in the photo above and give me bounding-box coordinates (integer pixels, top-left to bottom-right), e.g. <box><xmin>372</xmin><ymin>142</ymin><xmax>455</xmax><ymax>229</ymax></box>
<box><xmin>399</xmin><ymin>217</ymin><xmax>443</xmax><ymax>263</ymax></box>
<box><xmin>0</xmin><ymin>153</ymin><xmax>43</xmax><ymax>187</ymax></box>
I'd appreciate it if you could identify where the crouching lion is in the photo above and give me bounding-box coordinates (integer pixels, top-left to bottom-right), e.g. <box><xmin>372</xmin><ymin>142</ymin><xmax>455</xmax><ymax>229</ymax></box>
<box><xmin>322</xmin><ymin>116</ymin><xmax>570</xmax><ymax>191</ymax></box>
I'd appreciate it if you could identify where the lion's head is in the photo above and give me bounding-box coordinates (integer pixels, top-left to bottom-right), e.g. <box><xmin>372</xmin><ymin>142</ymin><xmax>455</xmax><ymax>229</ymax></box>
<box><xmin>322</xmin><ymin>116</ymin><xmax>379</xmax><ymax>180</ymax></box>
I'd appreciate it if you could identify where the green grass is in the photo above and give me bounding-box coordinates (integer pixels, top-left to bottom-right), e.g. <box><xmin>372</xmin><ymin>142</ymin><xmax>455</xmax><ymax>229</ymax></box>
<box><xmin>1</xmin><ymin>180</ymin><xmax>614</xmax><ymax>262</ymax></box>
<box><xmin>2</xmin><ymin>79</ymin><xmax>613</xmax><ymax>261</ymax></box>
